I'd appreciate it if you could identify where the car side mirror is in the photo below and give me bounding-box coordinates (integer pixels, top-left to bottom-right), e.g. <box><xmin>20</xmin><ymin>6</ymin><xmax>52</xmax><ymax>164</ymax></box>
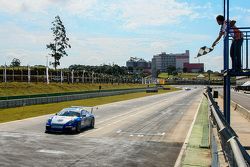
<box><xmin>82</xmin><ymin>115</ymin><xmax>86</xmax><ymax>117</ymax></box>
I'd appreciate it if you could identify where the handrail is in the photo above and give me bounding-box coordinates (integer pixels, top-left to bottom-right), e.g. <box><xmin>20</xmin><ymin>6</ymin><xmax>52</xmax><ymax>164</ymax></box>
<box><xmin>227</xmin><ymin>26</ymin><xmax>250</xmax><ymax>70</ymax></box>
<box><xmin>206</xmin><ymin>88</ymin><xmax>249</xmax><ymax>166</ymax></box>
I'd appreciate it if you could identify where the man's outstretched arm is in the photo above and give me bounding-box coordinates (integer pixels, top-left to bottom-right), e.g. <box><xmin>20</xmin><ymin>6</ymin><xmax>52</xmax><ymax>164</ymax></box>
<box><xmin>212</xmin><ymin>32</ymin><xmax>224</xmax><ymax>47</ymax></box>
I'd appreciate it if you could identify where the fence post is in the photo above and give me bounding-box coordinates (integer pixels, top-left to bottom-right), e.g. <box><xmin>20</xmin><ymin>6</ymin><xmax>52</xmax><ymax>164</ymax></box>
<box><xmin>4</xmin><ymin>64</ymin><xmax>7</xmax><ymax>82</ymax></box>
<box><xmin>60</xmin><ymin>69</ymin><xmax>63</xmax><ymax>84</ymax></box>
<box><xmin>92</xmin><ymin>71</ymin><xmax>94</xmax><ymax>84</ymax></box>
<box><xmin>82</xmin><ymin>70</ymin><xmax>85</xmax><ymax>83</ymax></box>
<box><xmin>12</xmin><ymin>68</ymin><xmax>14</xmax><ymax>82</ymax></box>
<box><xmin>71</xmin><ymin>70</ymin><xmax>74</xmax><ymax>84</ymax></box>
<box><xmin>28</xmin><ymin>65</ymin><xmax>30</xmax><ymax>83</ymax></box>
<box><xmin>46</xmin><ymin>66</ymin><xmax>49</xmax><ymax>84</ymax></box>
<box><xmin>36</xmin><ymin>70</ymin><xmax>39</xmax><ymax>83</ymax></box>
<box><xmin>21</xmin><ymin>69</ymin><xmax>23</xmax><ymax>82</ymax></box>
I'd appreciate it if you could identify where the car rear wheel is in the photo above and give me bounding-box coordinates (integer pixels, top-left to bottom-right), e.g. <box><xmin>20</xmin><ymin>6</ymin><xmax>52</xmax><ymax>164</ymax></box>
<box><xmin>75</xmin><ymin>122</ymin><xmax>81</xmax><ymax>133</ymax></box>
<box><xmin>90</xmin><ymin>119</ymin><xmax>95</xmax><ymax>129</ymax></box>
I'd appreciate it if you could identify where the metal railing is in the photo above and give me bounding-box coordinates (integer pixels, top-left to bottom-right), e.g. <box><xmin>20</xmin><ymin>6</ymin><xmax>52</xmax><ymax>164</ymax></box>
<box><xmin>206</xmin><ymin>87</ymin><xmax>250</xmax><ymax>166</ymax></box>
<box><xmin>229</xmin><ymin>27</ymin><xmax>250</xmax><ymax>71</ymax></box>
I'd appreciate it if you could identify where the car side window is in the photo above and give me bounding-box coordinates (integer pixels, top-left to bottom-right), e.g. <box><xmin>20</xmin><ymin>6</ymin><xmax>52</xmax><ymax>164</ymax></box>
<box><xmin>86</xmin><ymin>111</ymin><xmax>91</xmax><ymax>117</ymax></box>
<box><xmin>81</xmin><ymin>110</ymin><xmax>86</xmax><ymax>117</ymax></box>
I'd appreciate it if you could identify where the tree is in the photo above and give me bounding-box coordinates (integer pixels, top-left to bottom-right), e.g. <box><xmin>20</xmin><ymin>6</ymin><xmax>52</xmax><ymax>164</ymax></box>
<box><xmin>207</xmin><ymin>70</ymin><xmax>213</xmax><ymax>73</ymax></box>
<box><xmin>166</xmin><ymin>66</ymin><xmax>176</xmax><ymax>75</ymax></box>
<box><xmin>10</xmin><ymin>58</ymin><xmax>21</xmax><ymax>67</ymax></box>
<box><xmin>183</xmin><ymin>67</ymin><xmax>188</xmax><ymax>73</ymax></box>
<box><xmin>47</xmin><ymin>16</ymin><xmax>71</xmax><ymax>70</ymax></box>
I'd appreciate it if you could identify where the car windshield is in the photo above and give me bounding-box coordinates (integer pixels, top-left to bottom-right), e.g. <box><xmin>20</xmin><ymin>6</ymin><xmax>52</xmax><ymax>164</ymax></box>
<box><xmin>57</xmin><ymin>110</ymin><xmax>80</xmax><ymax>117</ymax></box>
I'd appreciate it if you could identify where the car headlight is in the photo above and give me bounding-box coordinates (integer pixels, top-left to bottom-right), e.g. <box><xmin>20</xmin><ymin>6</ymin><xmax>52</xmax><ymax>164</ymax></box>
<box><xmin>47</xmin><ymin>119</ymin><xmax>52</xmax><ymax>124</ymax></box>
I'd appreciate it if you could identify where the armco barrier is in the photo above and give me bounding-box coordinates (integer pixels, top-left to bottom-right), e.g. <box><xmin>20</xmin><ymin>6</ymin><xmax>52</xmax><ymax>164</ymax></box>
<box><xmin>0</xmin><ymin>88</ymin><xmax>146</xmax><ymax>109</ymax></box>
<box><xmin>206</xmin><ymin>88</ymin><xmax>250</xmax><ymax>166</ymax></box>
<box><xmin>0</xmin><ymin>88</ymin><xmax>146</xmax><ymax>100</ymax></box>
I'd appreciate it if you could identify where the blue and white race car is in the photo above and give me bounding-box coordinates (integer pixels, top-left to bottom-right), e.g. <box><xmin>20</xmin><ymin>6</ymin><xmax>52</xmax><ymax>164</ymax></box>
<box><xmin>45</xmin><ymin>106</ymin><xmax>95</xmax><ymax>133</ymax></box>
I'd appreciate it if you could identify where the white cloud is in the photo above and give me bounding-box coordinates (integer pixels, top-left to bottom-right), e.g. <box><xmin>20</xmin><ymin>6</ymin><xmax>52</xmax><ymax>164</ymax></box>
<box><xmin>64</xmin><ymin>36</ymin><xmax>155</xmax><ymax>66</ymax></box>
<box><xmin>65</xmin><ymin>0</ymin><xmax>97</xmax><ymax>15</ymax></box>
<box><xmin>0</xmin><ymin>0</ymin><xmax>215</xmax><ymax>29</ymax></box>
<box><xmin>0</xmin><ymin>0</ymin><xmax>225</xmax><ymax>71</ymax></box>
<box><xmin>0</xmin><ymin>0</ymin><xmax>97</xmax><ymax>14</ymax></box>
<box><xmin>108</xmin><ymin>0</ymin><xmax>195</xmax><ymax>29</ymax></box>
<box><xmin>232</xmin><ymin>7</ymin><xmax>250</xmax><ymax>13</ymax></box>
<box><xmin>0</xmin><ymin>0</ymin><xmax>51</xmax><ymax>13</ymax></box>
<box><xmin>0</xmin><ymin>22</ymin><xmax>50</xmax><ymax>65</ymax></box>
<box><xmin>202</xmin><ymin>55</ymin><xmax>223</xmax><ymax>71</ymax></box>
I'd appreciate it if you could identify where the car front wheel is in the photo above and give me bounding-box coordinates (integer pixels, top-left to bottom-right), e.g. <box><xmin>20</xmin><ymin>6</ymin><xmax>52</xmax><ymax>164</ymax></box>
<box><xmin>90</xmin><ymin>119</ymin><xmax>95</xmax><ymax>129</ymax></box>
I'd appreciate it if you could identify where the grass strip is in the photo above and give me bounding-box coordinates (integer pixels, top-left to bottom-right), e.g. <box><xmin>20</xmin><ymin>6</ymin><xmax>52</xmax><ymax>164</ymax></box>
<box><xmin>0</xmin><ymin>88</ymin><xmax>179</xmax><ymax>123</ymax></box>
<box><xmin>0</xmin><ymin>82</ymin><xmax>151</xmax><ymax>97</ymax></box>
<box><xmin>182</xmin><ymin>97</ymin><xmax>211</xmax><ymax>167</ymax></box>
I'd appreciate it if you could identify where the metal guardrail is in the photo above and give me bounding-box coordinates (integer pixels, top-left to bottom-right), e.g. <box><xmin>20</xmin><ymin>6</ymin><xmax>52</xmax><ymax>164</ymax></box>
<box><xmin>0</xmin><ymin>88</ymin><xmax>147</xmax><ymax>109</ymax></box>
<box><xmin>0</xmin><ymin>88</ymin><xmax>146</xmax><ymax>101</ymax></box>
<box><xmin>205</xmin><ymin>88</ymin><xmax>250</xmax><ymax>167</ymax></box>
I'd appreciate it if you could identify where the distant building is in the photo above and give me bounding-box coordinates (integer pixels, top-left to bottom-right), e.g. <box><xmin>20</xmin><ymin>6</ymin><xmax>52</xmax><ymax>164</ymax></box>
<box><xmin>151</xmin><ymin>50</ymin><xmax>190</xmax><ymax>77</ymax></box>
<box><xmin>176</xmin><ymin>50</ymin><xmax>189</xmax><ymax>71</ymax></box>
<box><xmin>126</xmin><ymin>57</ymin><xmax>151</xmax><ymax>74</ymax></box>
<box><xmin>183</xmin><ymin>63</ymin><xmax>204</xmax><ymax>72</ymax></box>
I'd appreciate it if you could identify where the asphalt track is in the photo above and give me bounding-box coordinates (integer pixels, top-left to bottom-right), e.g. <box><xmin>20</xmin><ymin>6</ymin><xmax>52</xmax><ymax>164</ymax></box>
<box><xmin>0</xmin><ymin>88</ymin><xmax>203</xmax><ymax>167</ymax></box>
<box><xmin>217</xmin><ymin>89</ymin><xmax>250</xmax><ymax>110</ymax></box>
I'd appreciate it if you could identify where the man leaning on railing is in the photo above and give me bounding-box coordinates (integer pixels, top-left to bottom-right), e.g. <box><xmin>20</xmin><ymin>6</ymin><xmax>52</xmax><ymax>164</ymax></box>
<box><xmin>212</xmin><ymin>15</ymin><xmax>243</xmax><ymax>72</ymax></box>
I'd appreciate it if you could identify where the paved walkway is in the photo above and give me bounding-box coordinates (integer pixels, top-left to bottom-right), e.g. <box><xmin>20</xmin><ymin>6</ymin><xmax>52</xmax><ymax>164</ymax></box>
<box><xmin>217</xmin><ymin>96</ymin><xmax>250</xmax><ymax>154</ymax></box>
<box><xmin>218</xmin><ymin>89</ymin><xmax>250</xmax><ymax>110</ymax></box>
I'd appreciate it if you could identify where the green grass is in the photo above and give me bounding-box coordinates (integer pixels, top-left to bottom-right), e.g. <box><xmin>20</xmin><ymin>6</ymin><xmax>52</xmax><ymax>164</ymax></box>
<box><xmin>0</xmin><ymin>82</ymin><xmax>150</xmax><ymax>97</ymax></box>
<box><xmin>182</xmin><ymin>97</ymin><xmax>211</xmax><ymax>167</ymax></box>
<box><xmin>0</xmin><ymin>86</ymin><xmax>180</xmax><ymax>123</ymax></box>
<box><xmin>158</xmin><ymin>72</ymin><xmax>223</xmax><ymax>80</ymax></box>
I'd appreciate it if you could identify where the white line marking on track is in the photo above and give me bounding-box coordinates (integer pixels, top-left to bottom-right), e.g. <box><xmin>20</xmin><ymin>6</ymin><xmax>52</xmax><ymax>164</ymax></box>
<box><xmin>77</xmin><ymin>104</ymin><xmax>164</xmax><ymax>138</ymax></box>
<box><xmin>117</xmin><ymin>131</ymin><xmax>165</xmax><ymax>136</ymax></box>
<box><xmin>1</xmin><ymin>133</ymin><xmax>22</xmax><ymax>138</ymax></box>
<box><xmin>37</xmin><ymin>149</ymin><xmax>65</xmax><ymax>154</ymax></box>
<box><xmin>77</xmin><ymin>90</ymin><xmax>199</xmax><ymax>138</ymax></box>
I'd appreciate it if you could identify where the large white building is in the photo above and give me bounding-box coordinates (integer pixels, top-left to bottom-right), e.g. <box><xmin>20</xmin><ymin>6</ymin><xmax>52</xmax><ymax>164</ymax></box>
<box><xmin>151</xmin><ymin>50</ymin><xmax>190</xmax><ymax>77</ymax></box>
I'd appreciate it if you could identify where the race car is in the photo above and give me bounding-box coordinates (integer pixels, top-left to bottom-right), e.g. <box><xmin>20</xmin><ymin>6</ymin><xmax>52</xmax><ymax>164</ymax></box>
<box><xmin>45</xmin><ymin>106</ymin><xmax>95</xmax><ymax>133</ymax></box>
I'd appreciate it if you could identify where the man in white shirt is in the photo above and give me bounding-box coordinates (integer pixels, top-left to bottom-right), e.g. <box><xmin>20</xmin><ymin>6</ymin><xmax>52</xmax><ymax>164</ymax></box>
<box><xmin>212</xmin><ymin>15</ymin><xmax>243</xmax><ymax>71</ymax></box>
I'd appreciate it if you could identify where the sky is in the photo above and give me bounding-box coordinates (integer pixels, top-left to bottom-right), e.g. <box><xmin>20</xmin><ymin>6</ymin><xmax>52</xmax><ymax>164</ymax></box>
<box><xmin>0</xmin><ymin>0</ymin><xmax>250</xmax><ymax>71</ymax></box>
